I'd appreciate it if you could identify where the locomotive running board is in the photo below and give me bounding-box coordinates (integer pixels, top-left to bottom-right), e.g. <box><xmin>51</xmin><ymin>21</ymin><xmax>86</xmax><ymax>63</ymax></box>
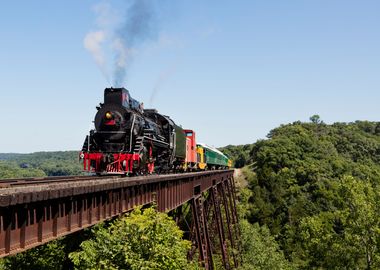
<box><xmin>142</xmin><ymin>136</ymin><xmax>170</xmax><ymax>148</ymax></box>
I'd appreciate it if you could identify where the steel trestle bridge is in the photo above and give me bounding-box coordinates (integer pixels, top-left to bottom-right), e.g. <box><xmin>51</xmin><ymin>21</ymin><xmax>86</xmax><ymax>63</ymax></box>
<box><xmin>0</xmin><ymin>170</ymin><xmax>240</xmax><ymax>269</ymax></box>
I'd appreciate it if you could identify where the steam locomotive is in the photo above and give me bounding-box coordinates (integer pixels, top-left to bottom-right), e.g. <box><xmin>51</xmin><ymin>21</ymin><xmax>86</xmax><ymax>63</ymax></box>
<box><xmin>80</xmin><ymin>87</ymin><xmax>231</xmax><ymax>175</ymax></box>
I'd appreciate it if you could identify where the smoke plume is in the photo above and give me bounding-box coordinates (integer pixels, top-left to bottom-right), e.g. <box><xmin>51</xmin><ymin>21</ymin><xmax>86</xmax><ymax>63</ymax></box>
<box><xmin>149</xmin><ymin>64</ymin><xmax>177</xmax><ymax>107</ymax></box>
<box><xmin>83</xmin><ymin>30</ymin><xmax>110</xmax><ymax>82</ymax></box>
<box><xmin>113</xmin><ymin>0</ymin><xmax>158</xmax><ymax>86</ymax></box>
<box><xmin>84</xmin><ymin>0</ymin><xmax>160</xmax><ymax>87</ymax></box>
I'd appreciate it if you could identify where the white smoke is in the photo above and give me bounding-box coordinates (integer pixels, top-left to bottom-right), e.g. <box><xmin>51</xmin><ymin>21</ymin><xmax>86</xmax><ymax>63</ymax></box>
<box><xmin>112</xmin><ymin>38</ymin><xmax>128</xmax><ymax>87</ymax></box>
<box><xmin>84</xmin><ymin>0</ymin><xmax>160</xmax><ymax>86</ymax></box>
<box><xmin>83</xmin><ymin>1</ymin><xmax>118</xmax><ymax>84</ymax></box>
<box><xmin>93</xmin><ymin>1</ymin><xmax>119</xmax><ymax>29</ymax></box>
<box><xmin>84</xmin><ymin>30</ymin><xmax>106</xmax><ymax>67</ymax></box>
<box><xmin>83</xmin><ymin>30</ymin><xmax>110</xmax><ymax>83</ymax></box>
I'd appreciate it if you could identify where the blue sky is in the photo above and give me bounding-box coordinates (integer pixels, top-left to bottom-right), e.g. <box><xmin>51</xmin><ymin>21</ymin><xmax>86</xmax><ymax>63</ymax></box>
<box><xmin>0</xmin><ymin>1</ymin><xmax>379</xmax><ymax>153</ymax></box>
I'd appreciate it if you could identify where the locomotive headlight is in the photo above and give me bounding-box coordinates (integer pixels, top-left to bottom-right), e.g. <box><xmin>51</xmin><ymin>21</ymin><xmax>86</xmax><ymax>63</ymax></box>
<box><xmin>105</xmin><ymin>112</ymin><xmax>113</xmax><ymax>119</ymax></box>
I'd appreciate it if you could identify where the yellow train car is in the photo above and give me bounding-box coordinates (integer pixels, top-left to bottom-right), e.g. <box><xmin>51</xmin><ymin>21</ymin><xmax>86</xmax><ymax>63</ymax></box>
<box><xmin>197</xmin><ymin>143</ymin><xmax>231</xmax><ymax>170</ymax></box>
<box><xmin>196</xmin><ymin>145</ymin><xmax>207</xmax><ymax>170</ymax></box>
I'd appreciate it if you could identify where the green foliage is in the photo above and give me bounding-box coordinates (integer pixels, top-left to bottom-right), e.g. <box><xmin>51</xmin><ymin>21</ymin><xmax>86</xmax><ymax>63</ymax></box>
<box><xmin>233</xmin><ymin>168</ymin><xmax>295</xmax><ymax>269</ymax></box>
<box><xmin>247</xmin><ymin>121</ymin><xmax>380</xmax><ymax>230</ymax></box>
<box><xmin>238</xmin><ymin>220</ymin><xmax>294</xmax><ymax>270</ymax></box>
<box><xmin>0</xmin><ymin>231</ymin><xmax>92</xmax><ymax>270</ymax></box>
<box><xmin>229</xmin><ymin>120</ymin><xmax>380</xmax><ymax>269</ymax></box>
<box><xmin>0</xmin><ymin>151</ymin><xmax>83</xmax><ymax>177</ymax></box>
<box><xmin>69</xmin><ymin>207</ymin><xmax>195</xmax><ymax>270</ymax></box>
<box><xmin>0</xmin><ymin>161</ymin><xmax>46</xmax><ymax>178</ymax></box>
<box><xmin>0</xmin><ymin>239</ymin><xmax>66</xmax><ymax>270</ymax></box>
<box><xmin>297</xmin><ymin>176</ymin><xmax>380</xmax><ymax>269</ymax></box>
<box><xmin>309</xmin><ymin>115</ymin><xmax>322</xmax><ymax>124</ymax></box>
<box><xmin>219</xmin><ymin>144</ymin><xmax>252</xmax><ymax>168</ymax></box>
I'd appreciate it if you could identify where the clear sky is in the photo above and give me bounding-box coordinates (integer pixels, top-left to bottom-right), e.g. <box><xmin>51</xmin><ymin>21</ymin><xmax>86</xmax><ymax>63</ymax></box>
<box><xmin>0</xmin><ymin>1</ymin><xmax>379</xmax><ymax>153</ymax></box>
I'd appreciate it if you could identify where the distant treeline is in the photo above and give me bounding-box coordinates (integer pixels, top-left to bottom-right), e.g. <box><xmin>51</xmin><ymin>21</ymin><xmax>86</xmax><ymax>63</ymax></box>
<box><xmin>0</xmin><ymin>151</ymin><xmax>83</xmax><ymax>178</ymax></box>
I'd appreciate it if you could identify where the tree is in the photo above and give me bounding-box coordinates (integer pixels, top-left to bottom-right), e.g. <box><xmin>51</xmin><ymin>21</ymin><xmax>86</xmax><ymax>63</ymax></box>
<box><xmin>309</xmin><ymin>115</ymin><xmax>321</xmax><ymax>124</ymax></box>
<box><xmin>238</xmin><ymin>220</ymin><xmax>294</xmax><ymax>270</ymax></box>
<box><xmin>234</xmin><ymin>153</ymin><xmax>247</xmax><ymax>168</ymax></box>
<box><xmin>375</xmin><ymin>123</ymin><xmax>380</xmax><ymax>136</ymax></box>
<box><xmin>338</xmin><ymin>176</ymin><xmax>380</xmax><ymax>269</ymax></box>
<box><xmin>0</xmin><ymin>240</ymin><xmax>66</xmax><ymax>270</ymax></box>
<box><xmin>298</xmin><ymin>176</ymin><xmax>380</xmax><ymax>269</ymax></box>
<box><xmin>69</xmin><ymin>207</ymin><xmax>195</xmax><ymax>270</ymax></box>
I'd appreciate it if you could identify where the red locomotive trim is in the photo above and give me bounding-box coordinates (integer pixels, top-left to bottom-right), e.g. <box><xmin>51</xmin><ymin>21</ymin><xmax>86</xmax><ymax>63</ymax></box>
<box><xmin>83</xmin><ymin>152</ymin><xmax>140</xmax><ymax>173</ymax></box>
<box><xmin>104</xmin><ymin>120</ymin><xmax>116</xmax><ymax>125</ymax></box>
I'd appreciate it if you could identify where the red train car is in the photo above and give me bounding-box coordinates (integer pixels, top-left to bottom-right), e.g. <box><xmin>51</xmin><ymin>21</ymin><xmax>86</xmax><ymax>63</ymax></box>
<box><xmin>184</xmin><ymin>129</ymin><xmax>197</xmax><ymax>169</ymax></box>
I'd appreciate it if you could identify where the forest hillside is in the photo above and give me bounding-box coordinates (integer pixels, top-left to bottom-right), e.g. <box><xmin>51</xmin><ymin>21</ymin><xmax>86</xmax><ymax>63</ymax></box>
<box><xmin>225</xmin><ymin>119</ymin><xmax>380</xmax><ymax>269</ymax></box>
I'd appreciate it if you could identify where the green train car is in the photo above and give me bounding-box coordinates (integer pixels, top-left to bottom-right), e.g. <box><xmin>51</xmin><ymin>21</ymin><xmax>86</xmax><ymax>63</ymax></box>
<box><xmin>197</xmin><ymin>143</ymin><xmax>231</xmax><ymax>169</ymax></box>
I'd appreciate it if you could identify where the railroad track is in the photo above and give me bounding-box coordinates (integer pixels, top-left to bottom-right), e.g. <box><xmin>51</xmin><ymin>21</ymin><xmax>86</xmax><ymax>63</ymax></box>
<box><xmin>0</xmin><ymin>175</ymin><xmax>116</xmax><ymax>188</ymax></box>
<box><xmin>0</xmin><ymin>170</ymin><xmax>232</xmax><ymax>189</ymax></box>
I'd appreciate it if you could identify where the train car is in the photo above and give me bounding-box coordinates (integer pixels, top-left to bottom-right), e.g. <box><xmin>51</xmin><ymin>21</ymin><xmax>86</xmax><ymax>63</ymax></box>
<box><xmin>196</xmin><ymin>145</ymin><xmax>207</xmax><ymax>170</ymax></box>
<box><xmin>183</xmin><ymin>129</ymin><xmax>197</xmax><ymax>171</ymax></box>
<box><xmin>197</xmin><ymin>143</ymin><xmax>230</xmax><ymax>170</ymax></box>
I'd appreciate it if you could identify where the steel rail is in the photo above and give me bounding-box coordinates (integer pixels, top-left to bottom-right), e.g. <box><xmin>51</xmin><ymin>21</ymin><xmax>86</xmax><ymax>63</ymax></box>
<box><xmin>0</xmin><ymin>175</ymin><xmax>106</xmax><ymax>188</ymax></box>
<box><xmin>0</xmin><ymin>171</ymin><xmax>225</xmax><ymax>188</ymax></box>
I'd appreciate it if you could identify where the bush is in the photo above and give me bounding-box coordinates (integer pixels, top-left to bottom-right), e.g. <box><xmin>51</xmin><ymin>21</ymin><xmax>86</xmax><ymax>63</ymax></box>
<box><xmin>69</xmin><ymin>207</ymin><xmax>196</xmax><ymax>270</ymax></box>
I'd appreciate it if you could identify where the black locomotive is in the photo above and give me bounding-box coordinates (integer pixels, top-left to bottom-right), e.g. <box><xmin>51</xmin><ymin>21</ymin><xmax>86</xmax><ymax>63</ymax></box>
<box><xmin>80</xmin><ymin>87</ymin><xmax>186</xmax><ymax>174</ymax></box>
